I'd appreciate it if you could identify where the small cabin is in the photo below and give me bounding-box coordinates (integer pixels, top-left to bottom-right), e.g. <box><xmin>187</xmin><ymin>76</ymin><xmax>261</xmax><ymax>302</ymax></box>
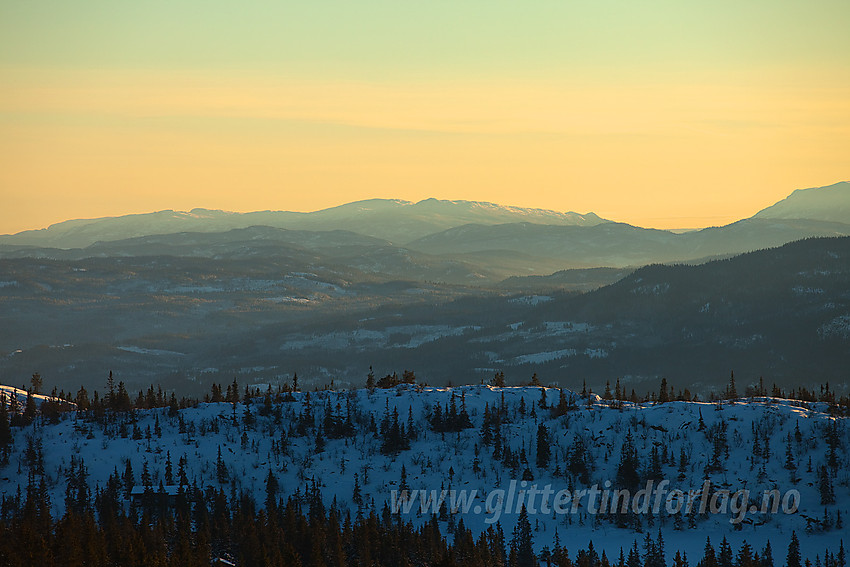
<box><xmin>128</xmin><ymin>484</ymin><xmax>182</xmax><ymax>506</ymax></box>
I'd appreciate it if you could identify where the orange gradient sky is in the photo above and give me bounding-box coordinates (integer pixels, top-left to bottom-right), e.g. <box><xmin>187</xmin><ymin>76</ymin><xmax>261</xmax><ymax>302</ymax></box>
<box><xmin>1</xmin><ymin>1</ymin><xmax>849</xmax><ymax>234</ymax></box>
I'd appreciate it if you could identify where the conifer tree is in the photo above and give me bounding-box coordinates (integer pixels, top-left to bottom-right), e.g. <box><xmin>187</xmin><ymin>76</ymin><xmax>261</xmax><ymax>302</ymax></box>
<box><xmin>603</xmin><ymin>381</ymin><xmax>613</xmax><ymax>401</ymax></box>
<box><xmin>536</xmin><ymin>423</ymin><xmax>551</xmax><ymax>469</ymax></box>
<box><xmin>22</xmin><ymin>390</ymin><xmax>37</xmax><ymax>425</ymax></box>
<box><xmin>826</xmin><ymin>420</ymin><xmax>840</xmax><ymax>472</ymax></box>
<box><xmin>553</xmin><ymin>388</ymin><xmax>569</xmax><ymax>417</ymax></box>
<box><xmin>718</xmin><ymin>537</ymin><xmax>734</xmax><ymax>567</ymax></box>
<box><xmin>539</xmin><ymin>387</ymin><xmax>549</xmax><ymax>408</ymax></box>
<box><xmin>784</xmin><ymin>435</ymin><xmax>796</xmax><ymax>471</ymax></box>
<box><xmin>0</xmin><ymin>393</ymin><xmax>11</xmax><ymax>456</ymax></box>
<box><xmin>616</xmin><ymin>431</ymin><xmax>640</xmax><ymax>492</ymax></box>
<box><xmin>786</xmin><ymin>532</ymin><xmax>802</xmax><ymax>567</ymax></box>
<box><xmin>122</xmin><ymin>459</ymin><xmax>134</xmax><ymax>497</ymax></box>
<box><xmin>177</xmin><ymin>455</ymin><xmax>189</xmax><ymax>487</ymax></box>
<box><xmin>216</xmin><ymin>446</ymin><xmax>229</xmax><ymax>484</ymax></box>
<box><xmin>727</xmin><ymin>372</ymin><xmax>738</xmax><ymax>399</ymax></box>
<box><xmin>659</xmin><ymin>378</ymin><xmax>669</xmax><ymax>404</ymax></box>
<box><xmin>141</xmin><ymin>459</ymin><xmax>152</xmax><ymax>490</ymax></box>
<box><xmin>627</xmin><ymin>541</ymin><xmax>642</xmax><ymax>567</ymax></box>
<box><xmin>512</xmin><ymin>505</ymin><xmax>537</xmax><ymax>567</ymax></box>
<box><xmin>762</xmin><ymin>542</ymin><xmax>774</xmax><ymax>567</ymax></box>
<box><xmin>701</xmin><ymin>537</ymin><xmax>718</xmax><ymax>567</ymax></box>
<box><xmin>818</xmin><ymin>466</ymin><xmax>835</xmax><ymax>505</ymax></box>
<box><xmin>739</xmin><ymin>542</ymin><xmax>757</xmax><ymax>567</ymax></box>
<box><xmin>491</xmin><ymin>371</ymin><xmax>506</xmax><ymax>387</ymax></box>
<box><xmin>106</xmin><ymin>370</ymin><xmax>115</xmax><ymax>408</ymax></box>
<box><xmin>265</xmin><ymin>469</ymin><xmax>279</xmax><ymax>511</ymax></box>
<box><xmin>165</xmin><ymin>451</ymin><xmax>173</xmax><ymax>485</ymax></box>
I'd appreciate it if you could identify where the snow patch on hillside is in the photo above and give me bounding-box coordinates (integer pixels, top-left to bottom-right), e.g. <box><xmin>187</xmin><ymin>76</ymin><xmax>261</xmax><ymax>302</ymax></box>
<box><xmin>513</xmin><ymin>349</ymin><xmax>577</xmax><ymax>363</ymax></box>
<box><xmin>263</xmin><ymin>296</ymin><xmax>312</xmax><ymax>304</ymax></box>
<box><xmin>793</xmin><ymin>286</ymin><xmax>825</xmax><ymax>295</ymax></box>
<box><xmin>117</xmin><ymin>346</ymin><xmax>186</xmax><ymax>356</ymax></box>
<box><xmin>509</xmin><ymin>295</ymin><xmax>553</xmax><ymax>306</ymax></box>
<box><xmin>543</xmin><ymin>321</ymin><xmax>593</xmax><ymax>334</ymax></box>
<box><xmin>819</xmin><ymin>314</ymin><xmax>850</xmax><ymax>339</ymax></box>
<box><xmin>633</xmin><ymin>282</ymin><xmax>670</xmax><ymax>295</ymax></box>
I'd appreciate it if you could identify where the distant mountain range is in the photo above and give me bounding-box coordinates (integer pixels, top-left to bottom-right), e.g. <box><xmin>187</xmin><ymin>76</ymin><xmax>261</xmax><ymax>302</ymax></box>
<box><xmin>1</xmin><ymin>182</ymin><xmax>848</xmax><ymax>283</ymax></box>
<box><xmin>0</xmin><ymin>198</ymin><xmax>606</xmax><ymax>249</ymax></box>
<box><xmin>406</xmin><ymin>217</ymin><xmax>850</xmax><ymax>267</ymax></box>
<box><xmin>754</xmin><ymin>180</ymin><xmax>850</xmax><ymax>223</ymax></box>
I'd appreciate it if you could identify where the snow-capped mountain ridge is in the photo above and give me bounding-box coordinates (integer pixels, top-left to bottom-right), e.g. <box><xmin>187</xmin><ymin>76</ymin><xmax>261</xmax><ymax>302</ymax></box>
<box><xmin>0</xmin><ymin>198</ymin><xmax>607</xmax><ymax>249</ymax></box>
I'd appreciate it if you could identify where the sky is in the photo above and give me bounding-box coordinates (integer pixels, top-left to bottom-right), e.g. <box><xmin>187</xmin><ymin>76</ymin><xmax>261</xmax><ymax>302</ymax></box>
<box><xmin>1</xmin><ymin>0</ymin><xmax>849</xmax><ymax>234</ymax></box>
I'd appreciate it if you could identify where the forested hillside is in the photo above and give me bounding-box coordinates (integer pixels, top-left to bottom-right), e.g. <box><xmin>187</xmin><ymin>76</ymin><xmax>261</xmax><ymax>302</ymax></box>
<box><xmin>1</xmin><ymin>377</ymin><xmax>847</xmax><ymax>566</ymax></box>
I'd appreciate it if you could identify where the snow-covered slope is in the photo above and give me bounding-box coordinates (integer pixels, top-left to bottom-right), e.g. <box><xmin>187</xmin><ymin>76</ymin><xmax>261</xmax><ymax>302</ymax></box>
<box><xmin>0</xmin><ymin>384</ymin><xmax>70</xmax><ymax>407</ymax></box>
<box><xmin>754</xmin><ymin>182</ymin><xmax>850</xmax><ymax>224</ymax></box>
<box><xmin>2</xmin><ymin>384</ymin><xmax>847</xmax><ymax>559</ymax></box>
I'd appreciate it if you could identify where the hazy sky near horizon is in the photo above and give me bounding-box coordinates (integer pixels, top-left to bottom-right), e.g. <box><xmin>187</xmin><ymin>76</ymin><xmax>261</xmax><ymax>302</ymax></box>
<box><xmin>2</xmin><ymin>1</ymin><xmax>849</xmax><ymax>234</ymax></box>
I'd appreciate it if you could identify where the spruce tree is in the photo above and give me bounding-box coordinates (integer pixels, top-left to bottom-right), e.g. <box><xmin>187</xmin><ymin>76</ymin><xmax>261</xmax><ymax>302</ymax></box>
<box><xmin>491</xmin><ymin>371</ymin><xmax>506</xmax><ymax>387</ymax></box>
<box><xmin>536</xmin><ymin>424</ymin><xmax>551</xmax><ymax>469</ymax></box>
<box><xmin>265</xmin><ymin>469</ymin><xmax>279</xmax><ymax>511</ymax></box>
<box><xmin>761</xmin><ymin>542</ymin><xmax>774</xmax><ymax>567</ymax></box>
<box><xmin>30</xmin><ymin>372</ymin><xmax>43</xmax><ymax>395</ymax></box>
<box><xmin>786</xmin><ymin>532</ymin><xmax>802</xmax><ymax>567</ymax></box>
<box><xmin>627</xmin><ymin>541</ymin><xmax>642</xmax><ymax>567</ymax></box>
<box><xmin>0</xmin><ymin>393</ymin><xmax>11</xmax><ymax>456</ymax></box>
<box><xmin>481</xmin><ymin>403</ymin><xmax>493</xmax><ymax>446</ymax></box>
<box><xmin>737</xmin><ymin>542</ymin><xmax>755</xmax><ymax>567</ymax></box>
<box><xmin>165</xmin><ymin>451</ymin><xmax>173</xmax><ymax>485</ymax></box>
<box><xmin>642</xmin><ymin>531</ymin><xmax>665</xmax><ymax>567</ymax></box>
<box><xmin>141</xmin><ymin>459</ymin><xmax>152</xmax><ymax>490</ymax></box>
<box><xmin>701</xmin><ymin>537</ymin><xmax>718</xmax><ymax>567</ymax></box>
<box><xmin>718</xmin><ymin>537</ymin><xmax>733</xmax><ymax>567</ymax></box>
<box><xmin>513</xmin><ymin>505</ymin><xmax>537</xmax><ymax>567</ymax></box>
<box><xmin>22</xmin><ymin>391</ymin><xmax>37</xmax><ymax>426</ymax></box>
<box><xmin>216</xmin><ymin>446</ymin><xmax>229</xmax><ymax>484</ymax></box>
<box><xmin>123</xmin><ymin>459</ymin><xmax>134</xmax><ymax>497</ymax></box>
<box><xmin>784</xmin><ymin>436</ymin><xmax>795</xmax><ymax>471</ymax></box>
<box><xmin>727</xmin><ymin>372</ymin><xmax>738</xmax><ymax>399</ymax></box>
<box><xmin>818</xmin><ymin>466</ymin><xmax>835</xmax><ymax>505</ymax></box>
<box><xmin>616</xmin><ymin>431</ymin><xmax>640</xmax><ymax>492</ymax></box>
<box><xmin>659</xmin><ymin>378</ymin><xmax>669</xmax><ymax>404</ymax></box>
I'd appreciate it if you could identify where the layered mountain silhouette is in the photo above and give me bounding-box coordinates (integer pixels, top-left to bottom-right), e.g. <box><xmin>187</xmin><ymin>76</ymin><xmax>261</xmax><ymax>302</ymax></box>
<box><xmin>2</xmin><ymin>183</ymin><xmax>847</xmax><ymax>281</ymax></box>
<box><xmin>0</xmin><ymin>198</ymin><xmax>606</xmax><ymax>249</ymax></box>
<box><xmin>0</xmin><ymin>182</ymin><xmax>848</xmax><ymax>393</ymax></box>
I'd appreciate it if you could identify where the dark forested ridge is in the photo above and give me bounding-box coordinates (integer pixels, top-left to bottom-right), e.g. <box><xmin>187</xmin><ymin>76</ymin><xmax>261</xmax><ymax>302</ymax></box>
<box><xmin>1</xmin><ymin>486</ymin><xmax>842</xmax><ymax>567</ymax></box>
